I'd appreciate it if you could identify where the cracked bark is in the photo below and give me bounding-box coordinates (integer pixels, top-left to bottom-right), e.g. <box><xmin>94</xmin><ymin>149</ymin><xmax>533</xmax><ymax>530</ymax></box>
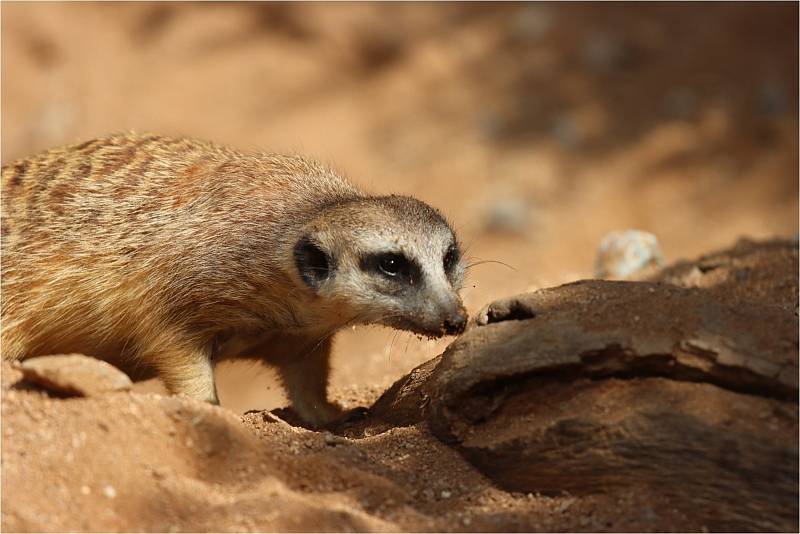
<box><xmin>362</xmin><ymin>256</ymin><xmax>798</xmax><ymax>531</ymax></box>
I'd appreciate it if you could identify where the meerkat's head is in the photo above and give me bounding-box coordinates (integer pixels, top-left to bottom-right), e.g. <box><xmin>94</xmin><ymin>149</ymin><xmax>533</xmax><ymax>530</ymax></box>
<box><xmin>292</xmin><ymin>195</ymin><xmax>467</xmax><ymax>337</ymax></box>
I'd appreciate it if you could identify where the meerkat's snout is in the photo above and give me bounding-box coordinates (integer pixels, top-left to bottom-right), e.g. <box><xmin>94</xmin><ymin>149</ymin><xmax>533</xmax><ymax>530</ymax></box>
<box><xmin>441</xmin><ymin>303</ymin><xmax>468</xmax><ymax>335</ymax></box>
<box><xmin>420</xmin><ymin>291</ymin><xmax>468</xmax><ymax>337</ymax></box>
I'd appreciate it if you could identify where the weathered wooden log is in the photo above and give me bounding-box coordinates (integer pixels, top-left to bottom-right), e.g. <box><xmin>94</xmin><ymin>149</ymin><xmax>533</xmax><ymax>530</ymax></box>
<box><xmin>366</xmin><ymin>240</ymin><xmax>798</xmax><ymax>532</ymax></box>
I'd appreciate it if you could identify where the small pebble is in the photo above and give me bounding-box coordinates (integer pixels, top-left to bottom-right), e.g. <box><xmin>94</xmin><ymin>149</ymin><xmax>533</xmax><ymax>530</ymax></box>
<box><xmin>582</xmin><ymin>31</ymin><xmax>628</xmax><ymax>70</ymax></box>
<box><xmin>102</xmin><ymin>485</ymin><xmax>117</xmax><ymax>499</ymax></box>
<box><xmin>483</xmin><ymin>197</ymin><xmax>530</xmax><ymax>234</ymax></box>
<box><xmin>323</xmin><ymin>431</ymin><xmax>347</xmax><ymax>446</ymax></box>
<box><xmin>551</xmin><ymin>115</ymin><xmax>584</xmax><ymax>149</ymax></box>
<box><xmin>663</xmin><ymin>87</ymin><xmax>697</xmax><ymax>118</ymax></box>
<box><xmin>758</xmin><ymin>82</ymin><xmax>788</xmax><ymax>116</ymax></box>
<box><xmin>440</xmin><ymin>490</ymin><xmax>452</xmax><ymax>499</ymax></box>
<box><xmin>510</xmin><ymin>3</ymin><xmax>554</xmax><ymax>41</ymax></box>
<box><xmin>80</xmin><ymin>485</ymin><xmax>91</xmax><ymax>495</ymax></box>
<box><xmin>595</xmin><ymin>230</ymin><xmax>664</xmax><ymax>279</ymax></box>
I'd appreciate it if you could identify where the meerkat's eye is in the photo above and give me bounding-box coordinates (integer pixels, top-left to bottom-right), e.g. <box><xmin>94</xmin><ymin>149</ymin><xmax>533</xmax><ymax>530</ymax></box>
<box><xmin>361</xmin><ymin>252</ymin><xmax>417</xmax><ymax>284</ymax></box>
<box><xmin>443</xmin><ymin>243</ymin><xmax>460</xmax><ymax>274</ymax></box>
<box><xmin>378</xmin><ymin>254</ymin><xmax>406</xmax><ymax>277</ymax></box>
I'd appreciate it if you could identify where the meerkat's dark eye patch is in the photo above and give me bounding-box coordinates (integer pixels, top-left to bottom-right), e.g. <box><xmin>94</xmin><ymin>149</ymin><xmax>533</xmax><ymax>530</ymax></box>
<box><xmin>443</xmin><ymin>242</ymin><xmax>460</xmax><ymax>274</ymax></box>
<box><xmin>361</xmin><ymin>252</ymin><xmax>420</xmax><ymax>285</ymax></box>
<box><xmin>294</xmin><ymin>235</ymin><xmax>332</xmax><ymax>290</ymax></box>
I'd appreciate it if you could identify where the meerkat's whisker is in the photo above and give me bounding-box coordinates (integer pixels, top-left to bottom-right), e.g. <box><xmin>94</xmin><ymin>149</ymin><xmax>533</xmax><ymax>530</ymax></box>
<box><xmin>388</xmin><ymin>330</ymin><xmax>401</xmax><ymax>364</ymax></box>
<box><xmin>465</xmin><ymin>259</ymin><xmax>517</xmax><ymax>271</ymax></box>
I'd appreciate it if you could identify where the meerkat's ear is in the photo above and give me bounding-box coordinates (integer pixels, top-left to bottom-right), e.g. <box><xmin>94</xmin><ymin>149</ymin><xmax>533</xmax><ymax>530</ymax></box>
<box><xmin>293</xmin><ymin>235</ymin><xmax>332</xmax><ymax>290</ymax></box>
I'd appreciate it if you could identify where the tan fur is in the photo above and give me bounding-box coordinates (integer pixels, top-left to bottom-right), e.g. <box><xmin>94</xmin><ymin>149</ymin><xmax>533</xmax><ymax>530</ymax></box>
<box><xmin>1</xmin><ymin>133</ymin><xmax>465</xmax><ymax>427</ymax></box>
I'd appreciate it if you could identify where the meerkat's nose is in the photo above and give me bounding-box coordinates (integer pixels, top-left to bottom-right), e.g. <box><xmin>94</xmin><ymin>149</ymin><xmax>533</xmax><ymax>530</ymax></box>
<box><xmin>443</xmin><ymin>308</ymin><xmax>468</xmax><ymax>335</ymax></box>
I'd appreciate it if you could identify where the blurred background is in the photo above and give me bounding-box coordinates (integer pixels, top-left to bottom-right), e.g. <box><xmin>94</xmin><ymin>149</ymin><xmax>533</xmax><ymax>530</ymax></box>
<box><xmin>3</xmin><ymin>2</ymin><xmax>797</xmax><ymax>412</ymax></box>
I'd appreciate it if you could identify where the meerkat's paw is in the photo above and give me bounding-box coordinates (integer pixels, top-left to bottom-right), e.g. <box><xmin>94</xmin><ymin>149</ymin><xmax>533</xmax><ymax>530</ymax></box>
<box><xmin>272</xmin><ymin>403</ymin><xmax>369</xmax><ymax>431</ymax></box>
<box><xmin>294</xmin><ymin>400</ymin><xmax>346</xmax><ymax>430</ymax></box>
<box><xmin>339</xmin><ymin>406</ymin><xmax>370</xmax><ymax>424</ymax></box>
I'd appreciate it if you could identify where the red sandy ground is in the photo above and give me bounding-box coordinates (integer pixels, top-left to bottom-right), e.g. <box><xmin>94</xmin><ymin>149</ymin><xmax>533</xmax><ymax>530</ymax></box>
<box><xmin>1</xmin><ymin>3</ymin><xmax>797</xmax><ymax>531</ymax></box>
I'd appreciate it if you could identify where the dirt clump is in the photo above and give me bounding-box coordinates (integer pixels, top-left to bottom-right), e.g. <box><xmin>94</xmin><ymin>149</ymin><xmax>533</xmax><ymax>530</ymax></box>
<box><xmin>17</xmin><ymin>354</ymin><xmax>133</xmax><ymax>397</ymax></box>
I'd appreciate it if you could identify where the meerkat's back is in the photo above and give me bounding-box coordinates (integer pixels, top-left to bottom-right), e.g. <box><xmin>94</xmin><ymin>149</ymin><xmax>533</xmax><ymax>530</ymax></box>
<box><xmin>1</xmin><ymin>133</ymin><xmax>359</xmax><ymax>362</ymax></box>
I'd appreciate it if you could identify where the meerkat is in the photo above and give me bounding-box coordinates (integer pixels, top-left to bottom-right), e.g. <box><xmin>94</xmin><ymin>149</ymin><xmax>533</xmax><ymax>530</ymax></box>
<box><xmin>1</xmin><ymin>133</ymin><xmax>467</xmax><ymax>427</ymax></box>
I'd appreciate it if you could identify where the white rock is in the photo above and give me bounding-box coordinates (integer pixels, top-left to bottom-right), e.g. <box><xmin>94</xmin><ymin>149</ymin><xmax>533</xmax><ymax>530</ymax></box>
<box><xmin>595</xmin><ymin>230</ymin><xmax>664</xmax><ymax>279</ymax></box>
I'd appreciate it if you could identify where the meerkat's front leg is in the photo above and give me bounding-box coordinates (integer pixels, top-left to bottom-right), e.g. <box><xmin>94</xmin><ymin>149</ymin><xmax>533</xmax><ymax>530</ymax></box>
<box><xmin>271</xmin><ymin>334</ymin><xmax>343</xmax><ymax>428</ymax></box>
<box><xmin>142</xmin><ymin>334</ymin><xmax>218</xmax><ymax>404</ymax></box>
